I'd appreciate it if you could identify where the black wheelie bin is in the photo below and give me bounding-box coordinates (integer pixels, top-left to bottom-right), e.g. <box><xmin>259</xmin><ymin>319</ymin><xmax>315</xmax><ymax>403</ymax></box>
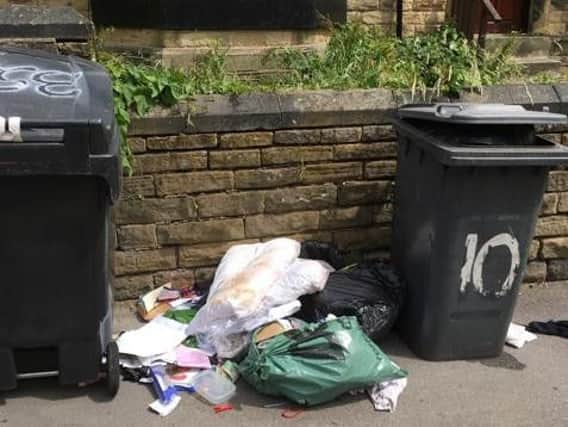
<box><xmin>0</xmin><ymin>47</ymin><xmax>121</xmax><ymax>395</ymax></box>
<box><xmin>392</xmin><ymin>103</ymin><xmax>568</xmax><ymax>361</ymax></box>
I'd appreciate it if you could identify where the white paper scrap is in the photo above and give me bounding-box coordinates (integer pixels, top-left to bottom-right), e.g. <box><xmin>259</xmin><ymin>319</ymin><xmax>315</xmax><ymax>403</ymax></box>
<box><xmin>506</xmin><ymin>322</ymin><xmax>538</xmax><ymax>349</ymax></box>
<box><xmin>117</xmin><ymin>316</ymin><xmax>188</xmax><ymax>358</ymax></box>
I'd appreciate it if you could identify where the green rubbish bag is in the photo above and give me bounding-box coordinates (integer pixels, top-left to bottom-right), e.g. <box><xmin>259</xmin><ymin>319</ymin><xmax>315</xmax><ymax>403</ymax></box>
<box><xmin>238</xmin><ymin>316</ymin><xmax>407</xmax><ymax>406</ymax></box>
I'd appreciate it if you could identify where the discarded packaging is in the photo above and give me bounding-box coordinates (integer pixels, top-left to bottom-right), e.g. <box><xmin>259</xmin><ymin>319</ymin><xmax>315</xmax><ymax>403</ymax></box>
<box><xmin>117</xmin><ymin>316</ymin><xmax>188</xmax><ymax>358</ymax></box>
<box><xmin>175</xmin><ymin>346</ymin><xmax>211</xmax><ymax>369</ymax></box>
<box><xmin>158</xmin><ymin>287</ymin><xmax>181</xmax><ymax>302</ymax></box>
<box><xmin>117</xmin><ymin>239</ymin><xmax>410</xmax><ymax>416</ymax></box>
<box><xmin>149</xmin><ymin>365</ymin><xmax>178</xmax><ymax>403</ymax></box>
<box><xmin>137</xmin><ymin>301</ymin><xmax>170</xmax><ymax>322</ymax></box>
<box><xmin>506</xmin><ymin>322</ymin><xmax>538</xmax><ymax>348</ymax></box>
<box><xmin>367</xmin><ymin>378</ymin><xmax>408</xmax><ymax>412</ymax></box>
<box><xmin>192</xmin><ymin>370</ymin><xmax>236</xmax><ymax>405</ymax></box>
<box><xmin>218</xmin><ymin>360</ymin><xmax>240</xmax><ymax>383</ymax></box>
<box><xmin>149</xmin><ymin>395</ymin><xmax>181</xmax><ymax>416</ymax></box>
<box><xmin>139</xmin><ymin>285</ymin><xmax>167</xmax><ymax>313</ymax></box>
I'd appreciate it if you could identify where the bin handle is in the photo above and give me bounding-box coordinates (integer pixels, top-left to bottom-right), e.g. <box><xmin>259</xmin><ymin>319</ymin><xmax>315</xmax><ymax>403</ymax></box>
<box><xmin>0</xmin><ymin>116</ymin><xmax>22</xmax><ymax>142</ymax></box>
<box><xmin>435</xmin><ymin>104</ymin><xmax>464</xmax><ymax>119</ymax></box>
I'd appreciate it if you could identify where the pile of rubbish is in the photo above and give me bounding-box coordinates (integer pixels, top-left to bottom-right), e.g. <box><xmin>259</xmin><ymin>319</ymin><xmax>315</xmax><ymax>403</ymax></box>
<box><xmin>116</xmin><ymin>238</ymin><xmax>409</xmax><ymax>416</ymax></box>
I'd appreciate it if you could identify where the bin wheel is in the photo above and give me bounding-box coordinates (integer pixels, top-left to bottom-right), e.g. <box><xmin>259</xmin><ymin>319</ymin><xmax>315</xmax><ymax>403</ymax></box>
<box><xmin>105</xmin><ymin>341</ymin><xmax>120</xmax><ymax>398</ymax></box>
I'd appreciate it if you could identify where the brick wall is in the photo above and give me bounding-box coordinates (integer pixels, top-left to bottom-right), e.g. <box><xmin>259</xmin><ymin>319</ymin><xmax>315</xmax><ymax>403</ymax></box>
<box><xmin>112</xmin><ymin>87</ymin><xmax>568</xmax><ymax>300</ymax></box>
<box><xmin>347</xmin><ymin>0</ymin><xmax>448</xmax><ymax>35</ymax></box>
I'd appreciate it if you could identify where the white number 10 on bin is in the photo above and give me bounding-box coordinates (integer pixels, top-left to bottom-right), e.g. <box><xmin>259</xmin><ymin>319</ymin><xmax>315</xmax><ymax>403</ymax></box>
<box><xmin>459</xmin><ymin>233</ymin><xmax>520</xmax><ymax>297</ymax></box>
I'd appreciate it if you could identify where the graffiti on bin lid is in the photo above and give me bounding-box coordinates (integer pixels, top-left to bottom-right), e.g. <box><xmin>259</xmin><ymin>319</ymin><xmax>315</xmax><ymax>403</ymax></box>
<box><xmin>0</xmin><ymin>65</ymin><xmax>82</xmax><ymax>98</ymax></box>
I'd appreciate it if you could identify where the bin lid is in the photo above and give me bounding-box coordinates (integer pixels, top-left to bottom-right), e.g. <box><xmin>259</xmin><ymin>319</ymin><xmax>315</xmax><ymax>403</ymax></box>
<box><xmin>0</xmin><ymin>47</ymin><xmax>114</xmax><ymax>136</ymax></box>
<box><xmin>398</xmin><ymin>103</ymin><xmax>568</xmax><ymax>125</ymax></box>
<box><xmin>0</xmin><ymin>47</ymin><xmax>120</xmax><ymax>202</ymax></box>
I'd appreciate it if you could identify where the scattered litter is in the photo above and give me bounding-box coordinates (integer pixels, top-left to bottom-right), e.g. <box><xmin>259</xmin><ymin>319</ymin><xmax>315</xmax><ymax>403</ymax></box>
<box><xmin>149</xmin><ymin>365</ymin><xmax>178</xmax><ymax>404</ymax></box>
<box><xmin>506</xmin><ymin>323</ymin><xmax>538</xmax><ymax>348</ymax></box>
<box><xmin>117</xmin><ymin>317</ymin><xmax>188</xmax><ymax>358</ymax></box>
<box><xmin>186</xmin><ymin>239</ymin><xmax>332</xmax><ymax>357</ymax></box>
<box><xmin>139</xmin><ymin>285</ymin><xmax>167</xmax><ymax>313</ymax></box>
<box><xmin>367</xmin><ymin>378</ymin><xmax>408</xmax><ymax>412</ymax></box>
<box><xmin>138</xmin><ymin>302</ymin><xmax>170</xmax><ymax>322</ymax></box>
<box><xmin>239</xmin><ymin>315</ymin><xmax>407</xmax><ymax>406</ymax></box>
<box><xmin>119</xmin><ymin>355</ymin><xmax>143</xmax><ymax>369</ymax></box>
<box><xmin>527</xmin><ymin>320</ymin><xmax>568</xmax><ymax>338</ymax></box>
<box><xmin>117</xmin><ymin>239</ymin><xmax>409</xmax><ymax>418</ymax></box>
<box><xmin>138</xmin><ymin>350</ymin><xmax>177</xmax><ymax>367</ymax></box>
<box><xmin>121</xmin><ymin>366</ymin><xmax>150</xmax><ymax>383</ymax></box>
<box><xmin>175</xmin><ymin>346</ymin><xmax>211</xmax><ymax>369</ymax></box>
<box><xmin>169</xmin><ymin>298</ymin><xmax>192</xmax><ymax>308</ymax></box>
<box><xmin>263</xmin><ymin>401</ymin><xmax>287</xmax><ymax>408</ymax></box>
<box><xmin>149</xmin><ymin>395</ymin><xmax>181</xmax><ymax>417</ymax></box>
<box><xmin>192</xmin><ymin>370</ymin><xmax>236</xmax><ymax>405</ymax></box>
<box><xmin>213</xmin><ymin>403</ymin><xmax>234</xmax><ymax>414</ymax></box>
<box><xmin>158</xmin><ymin>287</ymin><xmax>182</xmax><ymax>302</ymax></box>
<box><xmin>298</xmin><ymin>241</ymin><xmax>405</xmax><ymax>342</ymax></box>
<box><xmin>254</xmin><ymin>319</ymin><xmax>302</xmax><ymax>343</ymax></box>
<box><xmin>218</xmin><ymin>360</ymin><xmax>240</xmax><ymax>383</ymax></box>
<box><xmin>281</xmin><ymin>408</ymin><xmax>304</xmax><ymax>419</ymax></box>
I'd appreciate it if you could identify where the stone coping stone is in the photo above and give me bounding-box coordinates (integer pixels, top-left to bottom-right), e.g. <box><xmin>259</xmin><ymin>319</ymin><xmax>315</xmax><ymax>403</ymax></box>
<box><xmin>0</xmin><ymin>6</ymin><xmax>91</xmax><ymax>40</ymax></box>
<box><xmin>129</xmin><ymin>85</ymin><xmax>567</xmax><ymax>136</ymax></box>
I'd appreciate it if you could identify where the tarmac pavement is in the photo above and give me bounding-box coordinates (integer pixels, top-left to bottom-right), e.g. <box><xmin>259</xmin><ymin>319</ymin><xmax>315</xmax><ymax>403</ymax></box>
<box><xmin>1</xmin><ymin>282</ymin><xmax>567</xmax><ymax>427</ymax></box>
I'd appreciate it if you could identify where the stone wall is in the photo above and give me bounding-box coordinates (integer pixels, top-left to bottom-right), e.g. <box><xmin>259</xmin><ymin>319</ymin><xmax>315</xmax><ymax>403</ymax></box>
<box><xmin>533</xmin><ymin>0</ymin><xmax>568</xmax><ymax>35</ymax></box>
<box><xmin>0</xmin><ymin>0</ymin><xmax>89</xmax><ymax>15</ymax></box>
<box><xmin>112</xmin><ymin>86</ymin><xmax>568</xmax><ymax>300</ymax></box>
<box><xmin>348</xmin><ymin>0</ymin><xmax>448</xmax><ymax>35</ymax></box>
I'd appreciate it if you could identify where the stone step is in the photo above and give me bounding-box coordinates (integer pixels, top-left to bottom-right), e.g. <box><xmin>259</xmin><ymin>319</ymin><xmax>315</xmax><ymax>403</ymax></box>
<box><xmin>485</xmin><ymin>34</ymin><xmax>553</xmax><ymax>58</ymax></box>
<box><xmin>106</xmin><ymin>43</ymin><xmax>326</xmax><ymax>75</ymax></box>
<box><xmin>513</xmin><ymin>56</ymin><xmax>566</xmax><ymax>74</ymax></box>
<box><xmin>0</xmin><ymin>5</ymin><xmax>92</xmax><ymax>41</ymax></box>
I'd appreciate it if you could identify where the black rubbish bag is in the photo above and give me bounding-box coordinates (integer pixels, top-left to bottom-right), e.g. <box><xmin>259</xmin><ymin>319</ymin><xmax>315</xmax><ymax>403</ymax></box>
<box><xmin>299</xmin><ymin>241</ymin><xmax>405</xmax><ymax>342</ymax></box>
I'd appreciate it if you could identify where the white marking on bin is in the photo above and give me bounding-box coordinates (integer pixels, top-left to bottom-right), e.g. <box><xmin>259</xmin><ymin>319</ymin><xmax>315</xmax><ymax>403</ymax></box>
<box><xmin>460</xmin><ymin>232</ymin><xmax>520</xmax><ymax>297</ymax></box>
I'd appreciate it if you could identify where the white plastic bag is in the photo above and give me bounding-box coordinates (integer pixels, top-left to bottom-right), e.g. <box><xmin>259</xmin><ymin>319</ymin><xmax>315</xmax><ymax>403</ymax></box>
<box><xmin>186</xmin><ymin>238</ymin><xmax>333</xmax><ymax>357</ymax></box>
<box><xmin>199</xmin><ymin>238</ymin><xmax>301</xmax><ymax>322</ymax></box>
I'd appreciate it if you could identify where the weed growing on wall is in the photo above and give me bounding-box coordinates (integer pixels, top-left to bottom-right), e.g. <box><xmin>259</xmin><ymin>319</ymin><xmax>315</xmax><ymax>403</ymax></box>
<box><xmin>99</xmin><ymin>24</ymin><xmax>558</xmax><ymax>172</ymax></box>
<box><xmin>98</xmin><ymin>48</ymin><xmax>252</xmax><ymax>172</ymax></box>
<box><xmin>270</xmin><ymin>24</ymin><xmax>521</xmax><ymax>97</ymax></box>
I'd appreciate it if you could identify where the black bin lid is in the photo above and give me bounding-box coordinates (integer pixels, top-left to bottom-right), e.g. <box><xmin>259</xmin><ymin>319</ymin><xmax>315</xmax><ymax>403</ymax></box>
<box><xmin>0</xmin><ymin>47</ymin><xmax>120</xmax><ymax>202</ymax></box>
<box><xmin>398</xmin><ymin>103</ymin><xmax>568</xmax><ymax>125</ymax></box>
<box><xmin>0</xmin><ymin>47</ymin><xmax>115</xmax><ymax>151</ymax></box>
<box><xmin>394</xmin><ymin>103</ymin><xmax>568</xmax><ymax>167</ymax></box>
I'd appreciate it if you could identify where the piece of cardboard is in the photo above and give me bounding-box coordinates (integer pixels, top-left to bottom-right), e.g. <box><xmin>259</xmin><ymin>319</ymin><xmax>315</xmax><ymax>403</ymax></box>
<box><xmin>137</xmin><ymin>301</ymin><xmax>170</xmax><ymax>322</ymax></box>
<box><xmin>255</xmin><ymin>322</ymin><xmax>288</xmax><ymax>343</ymax></box>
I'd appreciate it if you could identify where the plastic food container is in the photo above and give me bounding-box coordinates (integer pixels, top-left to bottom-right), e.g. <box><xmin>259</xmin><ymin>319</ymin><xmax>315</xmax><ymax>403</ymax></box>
<box><xmin>192</xmin><ymin>370</ymin><xmax>236</xmax><ymax>404</ymax></box>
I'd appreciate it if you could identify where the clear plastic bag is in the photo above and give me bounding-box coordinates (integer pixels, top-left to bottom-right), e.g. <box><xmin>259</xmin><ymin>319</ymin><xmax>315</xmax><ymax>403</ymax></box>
<box><xmin>186</xmin><ymin>239</ymin><xmax>333</xmax><ymax>358</ymax></box>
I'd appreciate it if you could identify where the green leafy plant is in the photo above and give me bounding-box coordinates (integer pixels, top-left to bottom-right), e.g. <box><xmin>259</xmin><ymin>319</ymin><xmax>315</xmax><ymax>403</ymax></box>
<box><xmin>269</xmin><ymin>24</ymin><xmax>521</xmax><ymax>98</ymax></box>
<box><xmin>99</xmin><ymin>53</ymin><xmax>193</xmax><ymax>173</ymax></box>
<box><xmin>97</xmin><ymin>24</ymin><xmax>553</xmax><ymax>173</ymax></box>
<box><xmin>98</xmin><ymin>47</ymin><xmax>256</xmax><ymax>173</ymax></box>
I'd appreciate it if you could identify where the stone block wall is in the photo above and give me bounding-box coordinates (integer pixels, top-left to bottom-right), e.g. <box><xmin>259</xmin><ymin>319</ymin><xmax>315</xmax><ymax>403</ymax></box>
<box><xmin>0</xmin><ymin>0</ymin><xmax>89</xmax><ymax>15</ymax></box>
<box><xmin>115</xmin><ymin>125</ymin><xmax>397</xmax><ymax>299</ymax></box>
<box><xmin>533</xmin><ymin>0</ymin><xmax>568</xmax><ymax>35</ymax></box>
<box><xmin>112</xmin><ymin>86</ymin><xmax>568</xmax><ymax>300</ymax></box>
<box><xmin>348</xmin><ymin>0</ymin><xmax>448</xmax><ymax>35</ymax></box>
